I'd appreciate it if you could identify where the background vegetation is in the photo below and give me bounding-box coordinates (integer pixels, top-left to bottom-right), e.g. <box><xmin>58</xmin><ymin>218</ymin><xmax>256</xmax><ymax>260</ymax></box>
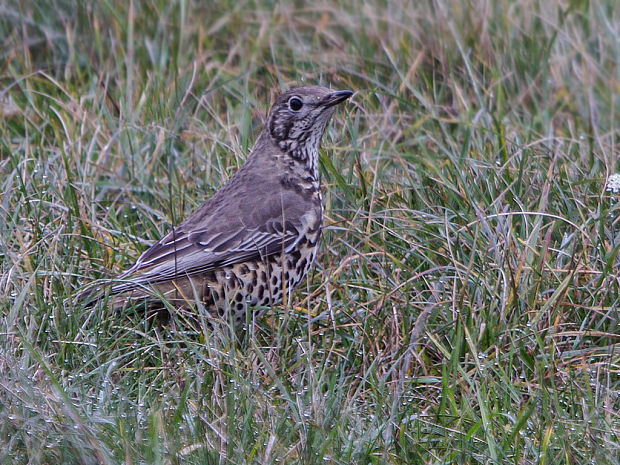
<box><xmin>0</xmin><ymin>0</ymin><xmax>618</xmax><ymax>463</ymax></box>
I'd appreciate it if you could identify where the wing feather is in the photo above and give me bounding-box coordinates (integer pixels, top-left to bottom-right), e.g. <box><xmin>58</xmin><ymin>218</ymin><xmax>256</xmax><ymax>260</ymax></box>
<box><xmin>113</xmin><ymin>220</ymin><xmax>302</xmax><ymax>293</ymax></box>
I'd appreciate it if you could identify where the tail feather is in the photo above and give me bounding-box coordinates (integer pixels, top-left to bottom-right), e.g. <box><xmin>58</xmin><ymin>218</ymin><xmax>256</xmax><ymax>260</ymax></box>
<box><xmin>72</xmin><ymin>284</ymin><xmax>106</xmax><ymax>307</ymax></box>
<box><xmin>72</xmin><ymin>278</ymin><xmax>171</xmax><ymax>310</ymax></box>
<box><xmin>72</xmin><ymin>274</ymin><xmax>205</xmax><ymax>312</ymax></box>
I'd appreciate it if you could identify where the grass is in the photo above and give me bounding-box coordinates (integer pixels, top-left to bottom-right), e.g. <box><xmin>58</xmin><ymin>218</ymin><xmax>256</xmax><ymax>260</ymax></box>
<box><xmin>0</xmin><ymin>0</ymin><xmax>618</xmax><ymax>463</ymax></box>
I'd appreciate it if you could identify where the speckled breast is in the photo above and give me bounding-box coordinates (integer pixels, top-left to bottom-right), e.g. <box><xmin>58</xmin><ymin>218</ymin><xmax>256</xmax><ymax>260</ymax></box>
<box><xmin>206</xmin><ymin>231</ymin><xmax>320</xmax><ymax>325</ymax></box>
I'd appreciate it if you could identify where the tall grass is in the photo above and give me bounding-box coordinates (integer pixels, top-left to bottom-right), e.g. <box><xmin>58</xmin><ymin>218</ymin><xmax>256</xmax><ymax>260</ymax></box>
<box><xmin>1</xmin><ymin>0</ymin><xmax>618</xmax><ymax>463</ymax></box>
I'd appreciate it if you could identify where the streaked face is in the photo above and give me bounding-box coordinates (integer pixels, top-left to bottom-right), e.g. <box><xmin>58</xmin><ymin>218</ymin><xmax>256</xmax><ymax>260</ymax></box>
<box><xmin>268</xmin><ymin>86</ymin><xmax>352</xmax><ymax>161</ymax></box>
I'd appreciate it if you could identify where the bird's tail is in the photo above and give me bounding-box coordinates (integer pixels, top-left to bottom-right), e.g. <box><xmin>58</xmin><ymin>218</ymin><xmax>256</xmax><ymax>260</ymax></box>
<box><xmin>70</xmin><ymin>282</ymin><xmax>109</xmax><ymax>308</ymax></box>
<box><xmin>72</xmin><ymin>277</ymin><xmax>163</xmax><ymax>310</ymax></box>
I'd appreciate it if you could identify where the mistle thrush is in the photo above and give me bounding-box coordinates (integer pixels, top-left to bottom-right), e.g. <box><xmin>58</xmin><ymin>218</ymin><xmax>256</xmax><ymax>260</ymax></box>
<box><xmin>93</xmin><ymin>85</ymin><xmax>352</xmax><ymax>326</ymax></box>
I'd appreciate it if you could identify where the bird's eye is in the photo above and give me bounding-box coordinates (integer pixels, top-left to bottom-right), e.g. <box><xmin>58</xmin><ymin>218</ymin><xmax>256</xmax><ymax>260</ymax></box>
<box><xmin>288</xmin><ymin>97</ymin><xmax>303</xmax><ymax>111</ymax></box>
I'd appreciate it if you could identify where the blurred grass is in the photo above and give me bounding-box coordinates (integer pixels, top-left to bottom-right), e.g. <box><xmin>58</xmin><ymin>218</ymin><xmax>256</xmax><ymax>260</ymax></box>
<box><xmin>0</xmin><ymin>0</ymin><xmax>618</xmax><ymax>463</ymax></box>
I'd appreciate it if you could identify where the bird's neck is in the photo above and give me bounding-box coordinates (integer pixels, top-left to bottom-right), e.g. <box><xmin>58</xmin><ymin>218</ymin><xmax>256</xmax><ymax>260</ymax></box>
<box><xmin>288</xmin><ymin>145</ymin><xmax>320</xmax><ymax>184</ymax></box>
<box><xmin>258</xmin><ymin>131</ymin><xmax>322</xmax><ymax>185</ymax></box>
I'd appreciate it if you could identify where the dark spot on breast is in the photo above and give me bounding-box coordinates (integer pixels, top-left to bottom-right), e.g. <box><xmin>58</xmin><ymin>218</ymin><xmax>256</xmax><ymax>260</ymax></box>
<box><xmin>235</xmin><ymin>293</ymin><xmax>243</xmax><ymax>302</ymax></box>
<box><xmin>309</xmin><ymin>221</ymin><xmax>321</xmax><ymax>234</ymax></box>
<box><xmin>202</xmin><ymin>291</ymin><xmax>215</xmax><ymax>308</ymax></box>
<box><xmin>272</xmin><ymin>276</ymin><xmax>278</xmax><ymax>286</ymax></box>
<box><xmin>236</xmin><ymin>302</ymin><xmax>244</xmax><ymax>311</ymax></box>
<box><xmin>260</xmin><ymin>271</ymin><xmax>267</xmax><ymax>282</ymax></box>
<box><xmin>257</xmin><ymin>285</ymin><xmax>265</xmax><ymax>299</ymax></box>
<box><xmin>279</xmin><ymin>175</ymin><xmax>304</xmax><ymax>195</ymax></box>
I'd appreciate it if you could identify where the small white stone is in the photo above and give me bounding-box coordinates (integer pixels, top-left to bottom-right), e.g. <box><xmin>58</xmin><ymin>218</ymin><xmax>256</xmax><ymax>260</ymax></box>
<box><xmin>606</xmin><ymin>173</ymin><xmax>620</xmax><ymax>193</ymax></box>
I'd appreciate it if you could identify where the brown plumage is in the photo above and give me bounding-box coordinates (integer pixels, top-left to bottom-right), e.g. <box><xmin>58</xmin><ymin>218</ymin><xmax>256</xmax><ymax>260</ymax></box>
<box><xmin>83</xmin><ymin>85</ymin><xmax>352</xmax><ymax>327</ymax></box>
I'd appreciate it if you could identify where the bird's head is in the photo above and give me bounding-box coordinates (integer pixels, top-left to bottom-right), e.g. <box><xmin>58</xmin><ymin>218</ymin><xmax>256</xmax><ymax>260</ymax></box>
<box><xmin>267</xmin><ymin>86</ymin><xmax>352</xmax><ymax>168</ymax></box>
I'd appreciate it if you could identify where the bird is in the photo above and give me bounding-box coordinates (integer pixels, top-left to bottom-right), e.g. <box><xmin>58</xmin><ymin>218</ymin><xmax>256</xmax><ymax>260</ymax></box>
<box><xmin>82</xmin><ymin>85</ymin><xmax>353</xmax><ymax>328</ymax></box>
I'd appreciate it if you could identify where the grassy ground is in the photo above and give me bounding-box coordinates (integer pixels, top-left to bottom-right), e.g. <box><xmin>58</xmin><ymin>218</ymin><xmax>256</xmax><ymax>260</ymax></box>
<box><xmin>1</xmin><ymin>0</ymin><xmax>618</xmax><ymax>463</ymax></box>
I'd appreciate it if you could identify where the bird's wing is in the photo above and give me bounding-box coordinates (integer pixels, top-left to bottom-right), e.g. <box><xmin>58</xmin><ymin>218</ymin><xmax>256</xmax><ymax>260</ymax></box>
<box><xmin>116</xmin><ymin>220</ymin><xmax>300</xmax><ymax>283</ymax></box>
<box><xmin>112</xmin><ymin>182</ymin><xmax>313</xmax><ymax>293</ymax></box>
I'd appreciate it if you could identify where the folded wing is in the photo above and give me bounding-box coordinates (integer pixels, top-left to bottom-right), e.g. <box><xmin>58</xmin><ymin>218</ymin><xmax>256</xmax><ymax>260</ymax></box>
<box><xmin>111</xmin><ymin>180</ymin><xmax>312</xmax><ymax>294</ymax></box>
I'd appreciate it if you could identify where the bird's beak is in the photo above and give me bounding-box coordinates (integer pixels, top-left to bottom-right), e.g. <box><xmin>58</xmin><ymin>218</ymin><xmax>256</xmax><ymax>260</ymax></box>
<box><xmin>324</xmin><ymin>90</ymin><xmax>354</xmax><ymax>107</ymax></box>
